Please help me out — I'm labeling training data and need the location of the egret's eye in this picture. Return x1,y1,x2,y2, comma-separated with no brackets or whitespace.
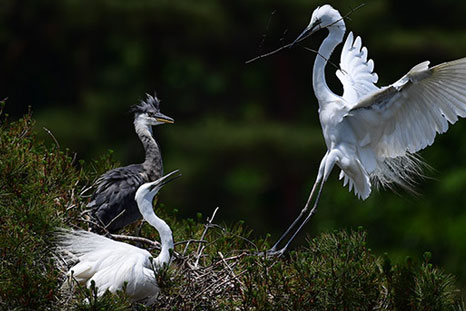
147,112,156,118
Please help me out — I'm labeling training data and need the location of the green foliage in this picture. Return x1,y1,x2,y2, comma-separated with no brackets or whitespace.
383,252,459,311
241,230,382,310
0,109,123,310
236,231,463,311
1,111,465,310
293,230,382,310
70,280,132,311
0,111,79,310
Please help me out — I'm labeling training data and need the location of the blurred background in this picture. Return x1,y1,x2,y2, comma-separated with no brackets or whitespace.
2,0,466,285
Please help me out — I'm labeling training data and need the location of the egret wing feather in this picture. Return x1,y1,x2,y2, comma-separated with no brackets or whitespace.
336,32,380,104
347,57,466,188
56,229,151,262
56,229,159,301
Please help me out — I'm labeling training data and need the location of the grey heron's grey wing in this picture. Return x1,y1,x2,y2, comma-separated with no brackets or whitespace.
346,58,466,160
89,164,148,232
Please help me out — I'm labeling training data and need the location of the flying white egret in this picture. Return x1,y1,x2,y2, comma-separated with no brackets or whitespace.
268,4,466,255
57,170,181,303
88,93,174,232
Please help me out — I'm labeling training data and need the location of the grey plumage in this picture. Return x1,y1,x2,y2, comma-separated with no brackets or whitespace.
88,93,174,232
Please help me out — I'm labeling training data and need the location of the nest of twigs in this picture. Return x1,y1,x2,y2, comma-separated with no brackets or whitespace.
152,207,252,310
57,182,259,310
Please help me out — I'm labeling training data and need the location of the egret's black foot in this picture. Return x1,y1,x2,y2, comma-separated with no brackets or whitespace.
255,247,287,257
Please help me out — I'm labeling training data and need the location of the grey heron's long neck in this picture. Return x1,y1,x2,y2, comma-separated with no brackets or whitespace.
313,25,346,104
134,120,163,179
139,196,174,266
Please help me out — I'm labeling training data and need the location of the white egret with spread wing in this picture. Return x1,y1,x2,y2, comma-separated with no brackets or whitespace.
269,4,466,255
57,170,180,303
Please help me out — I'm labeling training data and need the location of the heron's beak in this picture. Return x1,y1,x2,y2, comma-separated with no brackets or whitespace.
291,20,321,48
149,169,182,191
155,112,175,124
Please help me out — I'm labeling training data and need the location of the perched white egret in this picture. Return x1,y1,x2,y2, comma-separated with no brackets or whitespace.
88,93,174,232
269,4,466,255
57,170,181,303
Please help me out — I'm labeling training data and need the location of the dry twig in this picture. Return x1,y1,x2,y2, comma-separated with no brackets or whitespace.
193,207,219,268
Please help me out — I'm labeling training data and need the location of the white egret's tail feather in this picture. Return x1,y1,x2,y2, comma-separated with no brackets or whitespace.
338,159,371,200
371,153,426,193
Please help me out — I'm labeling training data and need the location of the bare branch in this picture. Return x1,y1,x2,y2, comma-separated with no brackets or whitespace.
245,3,365,65
111,233,161,248
174,239,207,246
43,127,60,149
104,209,125,230
218,251,245,289
194,207,219,268
258,9,277,50
245,42,294,64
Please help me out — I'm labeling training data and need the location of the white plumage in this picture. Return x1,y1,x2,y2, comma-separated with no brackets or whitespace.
340,36,466,197
58,230,159,301
56,170,180,302
268,4,466,255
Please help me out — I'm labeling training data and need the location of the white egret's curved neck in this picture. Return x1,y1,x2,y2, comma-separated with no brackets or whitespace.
138,194,174,266
313,25,346,104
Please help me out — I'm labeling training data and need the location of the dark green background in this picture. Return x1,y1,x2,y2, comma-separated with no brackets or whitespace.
2,0,466,285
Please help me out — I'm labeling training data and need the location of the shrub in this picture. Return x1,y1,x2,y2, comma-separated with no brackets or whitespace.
0,107,78,309
1,107,464,310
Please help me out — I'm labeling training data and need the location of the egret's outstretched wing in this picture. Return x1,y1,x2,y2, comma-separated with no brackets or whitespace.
336,32,380,104
347,57,466,160
58,229,145,252
56,229,159,301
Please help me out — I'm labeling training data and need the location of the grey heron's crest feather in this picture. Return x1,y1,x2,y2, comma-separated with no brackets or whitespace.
130,93,161,115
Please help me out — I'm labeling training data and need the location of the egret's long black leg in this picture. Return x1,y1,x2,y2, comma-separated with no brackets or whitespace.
266,150,337,256
267,174,321,253
272,178,326,256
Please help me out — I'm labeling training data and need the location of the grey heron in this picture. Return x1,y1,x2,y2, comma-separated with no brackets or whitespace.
57,170,181,303
269,4,466,255
88,93,174,232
